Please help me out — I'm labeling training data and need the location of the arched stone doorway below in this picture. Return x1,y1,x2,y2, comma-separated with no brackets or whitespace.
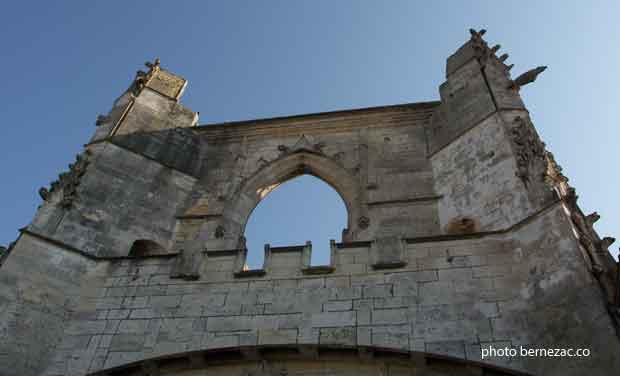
87,344,531,376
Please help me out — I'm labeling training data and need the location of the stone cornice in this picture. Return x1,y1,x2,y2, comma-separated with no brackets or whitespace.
193,101,440,140
22,198,561,262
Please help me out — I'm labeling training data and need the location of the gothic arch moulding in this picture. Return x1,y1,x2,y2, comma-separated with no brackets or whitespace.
212,146,364,250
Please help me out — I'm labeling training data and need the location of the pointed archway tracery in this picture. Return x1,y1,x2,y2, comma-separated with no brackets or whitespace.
221,146,363,246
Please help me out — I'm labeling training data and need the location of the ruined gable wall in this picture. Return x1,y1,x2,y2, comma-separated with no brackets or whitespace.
1,32,619,376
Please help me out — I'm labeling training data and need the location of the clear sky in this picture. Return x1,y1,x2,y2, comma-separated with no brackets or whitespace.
0,1,618,265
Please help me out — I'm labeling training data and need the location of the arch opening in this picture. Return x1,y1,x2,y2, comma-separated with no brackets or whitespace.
128,239,167,257
243,174,348,269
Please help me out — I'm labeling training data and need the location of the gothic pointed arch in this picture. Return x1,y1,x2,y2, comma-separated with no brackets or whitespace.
209,150,363,249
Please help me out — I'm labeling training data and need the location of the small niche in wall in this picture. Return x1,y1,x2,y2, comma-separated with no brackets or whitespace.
128,239,167,257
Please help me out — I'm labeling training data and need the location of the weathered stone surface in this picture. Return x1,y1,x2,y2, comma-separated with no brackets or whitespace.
1,31,619,376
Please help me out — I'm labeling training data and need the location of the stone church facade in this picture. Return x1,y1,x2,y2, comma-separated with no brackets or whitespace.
0,30,618,376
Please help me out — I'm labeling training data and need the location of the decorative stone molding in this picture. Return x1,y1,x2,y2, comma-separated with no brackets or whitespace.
510,116,546,187
357,216,370,229
277,134,325,156
544,150,569,188
39,150,92,208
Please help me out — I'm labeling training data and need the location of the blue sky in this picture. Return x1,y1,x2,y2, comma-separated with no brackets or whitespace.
0,1,618,265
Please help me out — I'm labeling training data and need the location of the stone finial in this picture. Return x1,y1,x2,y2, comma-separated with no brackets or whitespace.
144,57,161,72
509,66,548,90
469,28,487,38
586,212,600,226
469,29,489,57
499,53,509,62
491,44,501,54
128,58,162,97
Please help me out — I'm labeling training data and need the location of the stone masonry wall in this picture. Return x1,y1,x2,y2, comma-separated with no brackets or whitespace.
40,204,620,376
0,234,98,376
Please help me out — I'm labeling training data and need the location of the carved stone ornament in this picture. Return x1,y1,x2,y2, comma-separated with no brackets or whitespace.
510,116,546,187
39,150,91,209
358,216,370,229
277,135,325,156
508,66,547,90
469,28,495,66
95,114,109,127
586,212,600,226
600,237,616,251
544,150,569,187
468,28,514,73
128,58,161,96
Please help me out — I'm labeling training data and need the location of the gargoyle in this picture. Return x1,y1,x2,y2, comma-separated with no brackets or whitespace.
38,187,50,201
509,66,547,90
586,212,600,226
600,237,616,251
95,114,109,126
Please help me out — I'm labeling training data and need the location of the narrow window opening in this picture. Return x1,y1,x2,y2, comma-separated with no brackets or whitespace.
244,174,347,269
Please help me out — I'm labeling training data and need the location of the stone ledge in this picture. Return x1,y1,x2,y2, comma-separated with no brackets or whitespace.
234,269,267,278
302,266,335,275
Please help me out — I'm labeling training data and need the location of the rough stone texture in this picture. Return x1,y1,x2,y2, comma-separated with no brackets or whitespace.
1,31,619,376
